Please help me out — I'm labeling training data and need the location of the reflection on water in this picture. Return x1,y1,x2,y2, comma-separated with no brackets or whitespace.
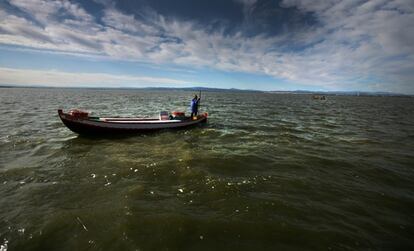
0,88,413,250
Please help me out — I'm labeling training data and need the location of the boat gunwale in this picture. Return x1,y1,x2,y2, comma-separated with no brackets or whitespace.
58,109,207,126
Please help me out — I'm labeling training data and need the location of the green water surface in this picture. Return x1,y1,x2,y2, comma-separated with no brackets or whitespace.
0,88,413,250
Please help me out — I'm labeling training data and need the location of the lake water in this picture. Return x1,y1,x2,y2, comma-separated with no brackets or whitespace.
0,88,413,250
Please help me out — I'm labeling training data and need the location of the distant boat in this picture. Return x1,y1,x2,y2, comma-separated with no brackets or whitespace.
58,109,208,135
312,95,327,100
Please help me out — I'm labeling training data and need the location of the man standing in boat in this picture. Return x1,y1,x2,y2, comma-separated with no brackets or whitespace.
190,94,201,119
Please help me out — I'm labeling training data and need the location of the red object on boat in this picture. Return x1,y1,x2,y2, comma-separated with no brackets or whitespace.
68,109,89,118
172,111,185,116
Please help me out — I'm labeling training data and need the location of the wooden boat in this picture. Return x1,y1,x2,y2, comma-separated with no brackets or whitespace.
312,95,327,100
58,109,208,135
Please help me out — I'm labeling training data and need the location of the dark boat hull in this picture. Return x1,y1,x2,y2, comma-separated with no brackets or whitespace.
58,110,207,136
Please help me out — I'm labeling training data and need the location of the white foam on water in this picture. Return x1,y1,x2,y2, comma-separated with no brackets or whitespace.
0,239,8,251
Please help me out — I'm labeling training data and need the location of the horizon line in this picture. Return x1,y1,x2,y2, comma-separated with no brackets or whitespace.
0,84,411,96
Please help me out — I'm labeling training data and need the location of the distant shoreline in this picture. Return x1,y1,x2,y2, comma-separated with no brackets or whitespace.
0,85,411,97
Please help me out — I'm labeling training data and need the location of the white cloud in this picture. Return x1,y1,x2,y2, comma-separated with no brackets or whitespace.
279,0,414,90
102,8,156,35
8,0,94,24
0,0,413,92
0,67,196,87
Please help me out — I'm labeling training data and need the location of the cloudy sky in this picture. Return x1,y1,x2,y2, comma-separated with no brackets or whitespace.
0,0,413,93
